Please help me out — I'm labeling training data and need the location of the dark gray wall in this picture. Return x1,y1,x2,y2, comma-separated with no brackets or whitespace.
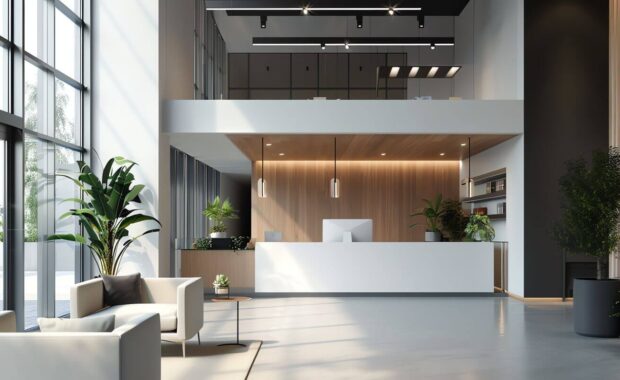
524,0,609,297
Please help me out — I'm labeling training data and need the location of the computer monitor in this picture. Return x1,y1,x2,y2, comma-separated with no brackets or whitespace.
322,219,373,243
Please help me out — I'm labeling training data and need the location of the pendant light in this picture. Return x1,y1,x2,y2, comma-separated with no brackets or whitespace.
258,137,267,198
330,137,340,198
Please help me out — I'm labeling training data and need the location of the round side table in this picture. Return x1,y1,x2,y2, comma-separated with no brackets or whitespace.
209,296,252,347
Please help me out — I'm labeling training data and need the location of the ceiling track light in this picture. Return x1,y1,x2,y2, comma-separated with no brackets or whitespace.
388,7,395,15
417,14,425,28
345,41,350,50
252,37,455,48
356,15,363,28
302,6,309,15
260,15,267,28
321,42,326,50
430,43,436,50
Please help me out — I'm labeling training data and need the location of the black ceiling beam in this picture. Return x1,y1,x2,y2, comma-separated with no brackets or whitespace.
253,37,455,46
226,10,423,16
205,0,470,16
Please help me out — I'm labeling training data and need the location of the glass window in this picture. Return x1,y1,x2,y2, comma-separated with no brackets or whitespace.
24,136,45,329
59,0,80,17
55,79,79,144
24,62,48,133
0,139,5,310
25,0,48,61
55,9,80,80
0,47,8,112
54,146,79,317
0,0,8,38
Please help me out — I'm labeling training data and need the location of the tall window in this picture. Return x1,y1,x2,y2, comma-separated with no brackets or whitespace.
22,0,86,327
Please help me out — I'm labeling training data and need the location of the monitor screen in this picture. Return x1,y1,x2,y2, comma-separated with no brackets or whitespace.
322,219,373,242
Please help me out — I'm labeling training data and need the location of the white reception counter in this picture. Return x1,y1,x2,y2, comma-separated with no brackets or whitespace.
255,242,494,293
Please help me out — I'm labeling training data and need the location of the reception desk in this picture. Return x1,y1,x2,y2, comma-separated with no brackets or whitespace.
255,242,494,293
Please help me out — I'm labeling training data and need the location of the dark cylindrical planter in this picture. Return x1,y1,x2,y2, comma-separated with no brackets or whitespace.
574,278,620,338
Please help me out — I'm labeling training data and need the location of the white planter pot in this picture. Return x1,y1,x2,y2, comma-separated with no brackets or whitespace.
210,232,227,238
214,286,229,296
425,231,442,242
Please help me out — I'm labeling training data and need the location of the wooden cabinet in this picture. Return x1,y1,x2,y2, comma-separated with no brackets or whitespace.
292,54,318,88
349,53,386,89
228,53,248,89
319,54,348,89
181,250,255,292
249,54,290,88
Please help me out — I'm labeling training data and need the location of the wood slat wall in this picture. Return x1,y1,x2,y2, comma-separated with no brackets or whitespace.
252,161,460,242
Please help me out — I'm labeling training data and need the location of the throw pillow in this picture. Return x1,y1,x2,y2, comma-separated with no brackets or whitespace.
38,314,115,332
102,272,142,306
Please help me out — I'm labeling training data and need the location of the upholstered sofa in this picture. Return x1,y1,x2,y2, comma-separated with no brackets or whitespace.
71,277,204,357
0,310,161,380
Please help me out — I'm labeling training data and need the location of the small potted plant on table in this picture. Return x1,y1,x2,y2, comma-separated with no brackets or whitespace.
213,274,230,297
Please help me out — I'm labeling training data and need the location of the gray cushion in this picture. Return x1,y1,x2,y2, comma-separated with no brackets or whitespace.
102,273,142,306
38,315,115,332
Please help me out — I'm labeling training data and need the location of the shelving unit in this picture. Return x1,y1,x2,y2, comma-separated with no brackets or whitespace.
463,168,507,221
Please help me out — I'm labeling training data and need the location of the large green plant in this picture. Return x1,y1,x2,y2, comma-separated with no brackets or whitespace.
554,148,620,280
441,200,469,241
410,194,445,233
203,196,238,234
465,215,495,242
48,157,161,275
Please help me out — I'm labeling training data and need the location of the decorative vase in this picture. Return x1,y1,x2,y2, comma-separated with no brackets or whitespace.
574,278,620,337
210,232,227,238
425,231,441,242
214,286,229,297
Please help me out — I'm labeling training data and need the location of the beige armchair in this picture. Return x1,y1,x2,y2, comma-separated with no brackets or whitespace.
71,277,204,357
0,312,161,380
0,310,16,332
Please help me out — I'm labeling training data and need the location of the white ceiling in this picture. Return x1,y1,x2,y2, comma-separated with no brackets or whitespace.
212,12,457,53
169,134,251,177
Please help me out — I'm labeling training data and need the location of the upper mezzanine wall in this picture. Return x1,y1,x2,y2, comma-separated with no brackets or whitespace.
162,99,523,135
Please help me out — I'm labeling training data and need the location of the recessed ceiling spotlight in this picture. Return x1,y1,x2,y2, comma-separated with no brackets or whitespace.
266,143,272,147
321,43,326,50
440,153,446,156
345,41,350,50
460,143,467,147
279,153,285,156
302,6,309,15
388,7,395,15
430,43,436,50
356,15,363,28
380,153,387,156
260,15,267,28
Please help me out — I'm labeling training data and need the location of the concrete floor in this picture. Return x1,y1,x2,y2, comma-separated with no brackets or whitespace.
202,297,620,380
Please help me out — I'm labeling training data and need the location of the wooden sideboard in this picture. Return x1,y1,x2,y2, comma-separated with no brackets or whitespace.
180,250,255,293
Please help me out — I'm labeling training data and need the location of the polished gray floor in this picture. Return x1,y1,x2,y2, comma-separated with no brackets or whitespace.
202,297,620,380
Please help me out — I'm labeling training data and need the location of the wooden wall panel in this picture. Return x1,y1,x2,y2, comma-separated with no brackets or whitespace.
252,161,460,242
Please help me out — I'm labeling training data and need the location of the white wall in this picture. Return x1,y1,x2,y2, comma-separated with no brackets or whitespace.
163,100,524,135
92,0,195,277
455,0,524,100
461,135,524,297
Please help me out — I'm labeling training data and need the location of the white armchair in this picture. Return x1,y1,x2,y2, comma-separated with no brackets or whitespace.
0,312,161,380
0,310,16,332
71,277,204,357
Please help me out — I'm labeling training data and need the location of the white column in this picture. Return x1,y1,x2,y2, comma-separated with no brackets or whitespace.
610,0,620,278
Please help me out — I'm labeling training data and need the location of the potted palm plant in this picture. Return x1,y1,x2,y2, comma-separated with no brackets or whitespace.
410,194,445,242
203,196,238,238
48,157,161,276
554,148,620,337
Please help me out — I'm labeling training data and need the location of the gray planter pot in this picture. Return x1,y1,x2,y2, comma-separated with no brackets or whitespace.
574,278,620,338
425,231,441,242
